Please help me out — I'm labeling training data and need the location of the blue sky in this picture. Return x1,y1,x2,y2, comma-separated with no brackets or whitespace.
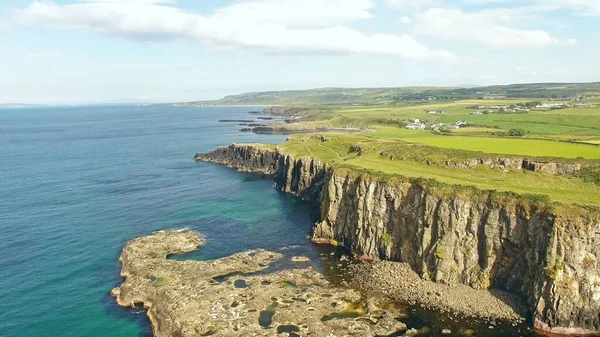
0,0,599,104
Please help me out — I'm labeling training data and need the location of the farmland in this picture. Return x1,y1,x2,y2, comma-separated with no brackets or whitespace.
199,83,600,207
277,134,600,206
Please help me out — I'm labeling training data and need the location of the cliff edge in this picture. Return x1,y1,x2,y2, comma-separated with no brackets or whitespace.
196,144,600,336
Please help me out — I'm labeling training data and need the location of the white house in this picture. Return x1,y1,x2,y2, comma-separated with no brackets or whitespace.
406,123,425,130
538,103,564,109
429,123,444,130
405,119,425,130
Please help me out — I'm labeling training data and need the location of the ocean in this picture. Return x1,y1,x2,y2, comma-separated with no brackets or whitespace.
0,105,321,336
0,105,539,337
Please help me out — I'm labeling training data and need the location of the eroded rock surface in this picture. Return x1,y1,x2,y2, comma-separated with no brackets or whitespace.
112,231,408,337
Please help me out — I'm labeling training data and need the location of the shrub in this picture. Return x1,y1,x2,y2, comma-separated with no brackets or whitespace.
578,167,600,185
381,233,393,246
508,128,526,137
522,193,552,204
545,263,565,280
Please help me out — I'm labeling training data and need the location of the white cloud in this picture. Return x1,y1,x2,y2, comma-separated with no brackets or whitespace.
13,0,454,60
552,0,600,15
385,0,439,9
80,0,174,3
27,51,60,58
414,8,576,47
399,16,411,24
210,0,375,28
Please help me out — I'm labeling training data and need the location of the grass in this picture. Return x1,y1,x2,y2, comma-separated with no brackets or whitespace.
234,89,600,209
333,100,600,137
344,154,600,206
364,127,600,159
317,99,600,159
386,134,600,159
278,136,600,206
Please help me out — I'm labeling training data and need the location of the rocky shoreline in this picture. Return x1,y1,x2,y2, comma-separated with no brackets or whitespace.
349,260,527,324
112,230,417,337
195,143,600,336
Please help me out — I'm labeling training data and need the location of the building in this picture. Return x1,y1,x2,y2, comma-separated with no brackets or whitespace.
405,119,426,130
405,123,425,130
537,103,564,109
472,111,482,115
428,123,443,130
426,109,445,114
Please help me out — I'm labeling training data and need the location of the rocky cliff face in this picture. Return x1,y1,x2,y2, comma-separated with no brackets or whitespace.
380,152,583,175
195,144,600,335
194,144,280,174
314,173,600,335
195,144,327,201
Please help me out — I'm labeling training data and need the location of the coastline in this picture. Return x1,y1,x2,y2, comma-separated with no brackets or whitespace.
194,143,600,336
112,231,416,337
350,260,527,324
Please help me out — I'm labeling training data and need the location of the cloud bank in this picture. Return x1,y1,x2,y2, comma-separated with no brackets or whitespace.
386,0,580,48
13,0,455,60
414,8,576,47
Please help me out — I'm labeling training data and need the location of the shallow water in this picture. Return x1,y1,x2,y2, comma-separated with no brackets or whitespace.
0,105,541,336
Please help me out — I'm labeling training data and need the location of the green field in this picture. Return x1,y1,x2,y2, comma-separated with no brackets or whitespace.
200,82,600,208
273,98,600,206
367,129,600,159
333,103,600,137
278,135,600,206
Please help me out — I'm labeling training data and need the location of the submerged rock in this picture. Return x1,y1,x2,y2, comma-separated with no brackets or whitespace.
291,256,311,262
112,230,407,337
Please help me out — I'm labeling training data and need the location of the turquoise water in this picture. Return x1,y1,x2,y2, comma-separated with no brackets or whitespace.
0,105,321,337
0,105,540,337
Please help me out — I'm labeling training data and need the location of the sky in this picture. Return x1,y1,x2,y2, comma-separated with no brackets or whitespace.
0,0,599,104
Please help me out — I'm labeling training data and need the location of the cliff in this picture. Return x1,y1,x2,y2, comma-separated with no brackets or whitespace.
380,152,583,175
195,144,327,200
195,144,600,335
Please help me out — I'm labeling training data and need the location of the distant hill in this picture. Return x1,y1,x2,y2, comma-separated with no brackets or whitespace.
179,82,600,106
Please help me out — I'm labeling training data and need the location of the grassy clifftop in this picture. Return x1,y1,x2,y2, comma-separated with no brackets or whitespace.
277,135,600,207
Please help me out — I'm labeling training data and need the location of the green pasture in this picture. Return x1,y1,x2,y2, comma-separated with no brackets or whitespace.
271,93,600,208
277,136,600,206
401,135,600,159
366,126,600,159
